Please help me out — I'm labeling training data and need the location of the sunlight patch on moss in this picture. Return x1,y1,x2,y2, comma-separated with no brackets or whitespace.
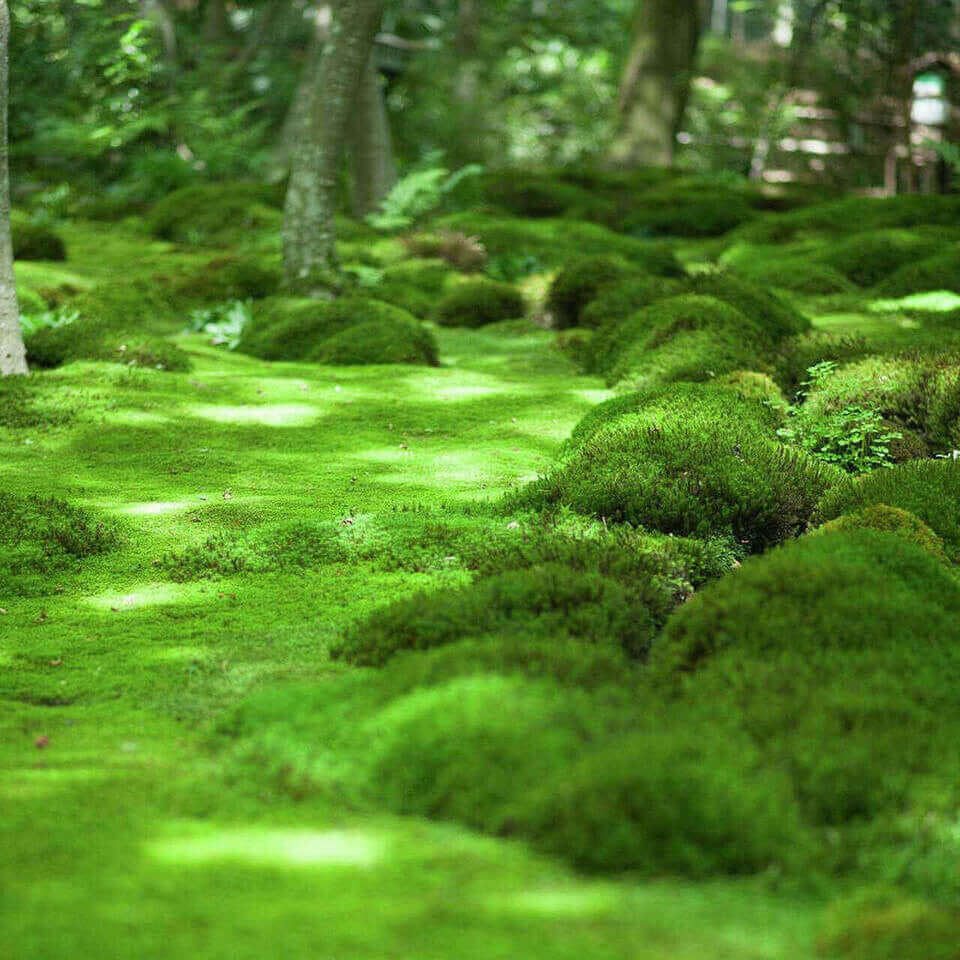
84,583,199,611
119,501,194,516
2,768,108,799
188,403,321,426
486,886,621,916
870,290,960,312
147,826,385,868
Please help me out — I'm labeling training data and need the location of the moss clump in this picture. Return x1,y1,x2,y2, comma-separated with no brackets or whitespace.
564,382,780,453
736,259,856,295
11,211,67,261
164,255,281,305
874,249,960,298
483,173,612,222
237,296,431,364
16,286,49,315
0,493,121,596
511,407,838,551
651,531,960,824
623,182,758,238
513,723,806,876
580,275,687,333
313,317,438,367
817,891,960,960
812,459,960,561
146,181,282,246
434,278,525,327
546,256,631,329
689,271,811,340
817,230,945,287
332,562,658,665
372,258,454,317
775,332,871,396
715,370,789,419
812,504,948,562
596,294,773,387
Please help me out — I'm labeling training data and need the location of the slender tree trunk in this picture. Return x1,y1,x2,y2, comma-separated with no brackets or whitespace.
349,52,396,217
283,0,384,291
0,0,26,376
608,0,703,168
203,0,230,44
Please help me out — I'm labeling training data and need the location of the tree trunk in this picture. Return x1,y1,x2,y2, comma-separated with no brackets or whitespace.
348,52,396,217
608,0,703,168
202,0,230,44
0,0,25,376
283,0,384,291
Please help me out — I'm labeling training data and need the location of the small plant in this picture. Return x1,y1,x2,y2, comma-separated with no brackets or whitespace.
19,307,79,339
185,300,252,349
366,154,484,232
778,361,901,474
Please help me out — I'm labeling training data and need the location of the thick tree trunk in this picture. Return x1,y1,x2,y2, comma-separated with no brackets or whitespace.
0,0,26,377
348,52,396,217
283,0,384,291
608,0,703,168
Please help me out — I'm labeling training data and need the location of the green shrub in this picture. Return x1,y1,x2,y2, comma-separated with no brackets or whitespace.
817,230,945,287
513,722,806,876
817,891,960,960
164,255,281,305
812,459,960,560
812,504,948,562
146,181,282,246
313,317,438,366
11,211,67,261
874,249,960,298
332,562,658,665
546,256,631,329
434,278,525,327
0,493,121,595
510,409,838,550
364,675,614,832
564,382,780,453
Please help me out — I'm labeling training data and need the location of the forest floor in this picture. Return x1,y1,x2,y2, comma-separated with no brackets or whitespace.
1,222,900,959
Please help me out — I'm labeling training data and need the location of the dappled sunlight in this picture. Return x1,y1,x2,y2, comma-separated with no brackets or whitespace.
84,582,203,611
147,825,386,869
118,500,193,516
1,768,109,799
870,290,960,313
485,886,621,916
188,403,322,427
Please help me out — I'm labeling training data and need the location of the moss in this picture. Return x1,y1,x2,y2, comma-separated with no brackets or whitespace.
812,504,948,562
312,317,438,366
546,256,631,329
237,296,424,362
817,230,945,288
513,722,807,876
775,332,872,396
510,406,838,551
874,249,960,298
689,272,811,340
0,492,121,596
434,278,525,328
163,255,281,305
622,179,759,237
332,562,658,665
580,275,687,333
736,259,857,295
715,370,789,420
372,258,455,318
605,294,772,387
402,231,488,272
817,891,960,960
482,173,613,222
146,181,282,246
16,285,49,315
11,211,67,261
812,459,960,561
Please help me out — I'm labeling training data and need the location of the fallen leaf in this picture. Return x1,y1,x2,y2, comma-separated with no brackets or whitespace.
35,736,49,749
48,659,62,667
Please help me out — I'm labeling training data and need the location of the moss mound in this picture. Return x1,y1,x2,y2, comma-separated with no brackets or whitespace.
813,504,948,562
565,382,780,453
874,249,960,298
689,271,811,340
812,459,960,560
372,258,454,318
11,212,67,261
164,255,281,305
313,317,438,366
622,178,759,237
483,173,611,222
580,275,687,332
714,370,789,419
817,230,945,287
736,259,856,296
0,493,121,595
146,181,282,246
434,278,525,327
513,722,806,876
547,256,631,329
332,562,658,666
511,407,837,550
237,296,434,364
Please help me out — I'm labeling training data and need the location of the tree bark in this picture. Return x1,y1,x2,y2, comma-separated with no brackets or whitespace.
608,0,703,168
348,52,396,217
0,0,26,377
202,0,230,44
283,0,385,291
